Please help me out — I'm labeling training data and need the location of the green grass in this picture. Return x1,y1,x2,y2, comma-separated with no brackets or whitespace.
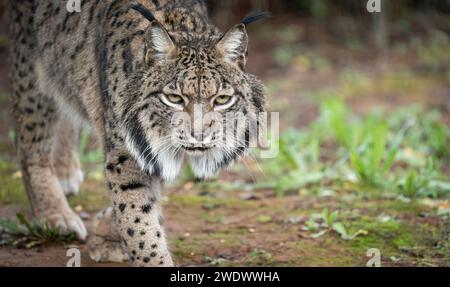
0,213,76,248
203,98,450,202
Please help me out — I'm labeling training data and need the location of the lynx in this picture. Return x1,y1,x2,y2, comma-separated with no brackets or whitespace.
8,0,267,266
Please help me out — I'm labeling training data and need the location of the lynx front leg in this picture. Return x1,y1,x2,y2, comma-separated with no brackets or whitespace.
53,117,84,196
105,149,173,267
12,93,87,241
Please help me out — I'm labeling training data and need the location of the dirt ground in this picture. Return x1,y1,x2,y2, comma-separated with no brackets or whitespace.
0,13,449,267
0,177,448,267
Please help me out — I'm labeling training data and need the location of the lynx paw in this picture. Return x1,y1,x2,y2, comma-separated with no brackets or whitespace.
88,208,127,263
88,236,128,263
40,209,88,241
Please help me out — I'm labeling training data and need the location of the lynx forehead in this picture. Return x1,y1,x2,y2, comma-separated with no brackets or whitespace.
8,0,268,266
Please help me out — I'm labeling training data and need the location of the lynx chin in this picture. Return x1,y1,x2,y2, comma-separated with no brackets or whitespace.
8,0,269,266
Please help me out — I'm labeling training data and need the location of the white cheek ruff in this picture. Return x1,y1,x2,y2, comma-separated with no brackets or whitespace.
124,132,183,181
124,133,148,172
189,149,228,179
156,148,184,181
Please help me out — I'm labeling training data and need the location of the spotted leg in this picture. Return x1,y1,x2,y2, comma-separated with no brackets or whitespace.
105,146,173,267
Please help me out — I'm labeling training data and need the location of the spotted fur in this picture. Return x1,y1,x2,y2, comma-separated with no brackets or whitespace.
8,0,267,266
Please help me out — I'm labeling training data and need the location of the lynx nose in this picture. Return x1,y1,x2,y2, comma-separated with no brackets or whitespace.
187,128,215,145
190,130,203,142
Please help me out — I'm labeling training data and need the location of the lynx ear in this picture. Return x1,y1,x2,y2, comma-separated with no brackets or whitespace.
144,22,176,64
131,3,176,64
215,11,271,69
215,24,248,69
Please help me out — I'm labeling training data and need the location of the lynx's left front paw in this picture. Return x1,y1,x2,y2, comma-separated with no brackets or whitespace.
88,236,128,263
88,208,128,263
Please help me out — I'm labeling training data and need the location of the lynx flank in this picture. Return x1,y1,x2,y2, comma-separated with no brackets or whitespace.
8,0,267,266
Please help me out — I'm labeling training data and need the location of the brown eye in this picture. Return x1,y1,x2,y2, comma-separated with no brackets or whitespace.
166,94,183,105
214,95,232,106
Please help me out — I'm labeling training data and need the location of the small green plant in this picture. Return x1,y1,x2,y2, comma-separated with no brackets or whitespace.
399,169,431,198
319,98,411,187
321,208,338,227
249,248,273,264
0,213,76,248
205,256,229,266
420,111,449,158
301,209,367,240
398,159,450,199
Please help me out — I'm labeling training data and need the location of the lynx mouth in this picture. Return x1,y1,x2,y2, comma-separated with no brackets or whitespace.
182,146,211,155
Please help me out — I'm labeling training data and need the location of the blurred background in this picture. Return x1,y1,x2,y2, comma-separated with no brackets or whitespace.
0,0,449,266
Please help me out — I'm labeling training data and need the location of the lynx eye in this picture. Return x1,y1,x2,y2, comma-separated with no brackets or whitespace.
166,94,183,104
212,95,236,111
214,95,233,106
160,94,185,110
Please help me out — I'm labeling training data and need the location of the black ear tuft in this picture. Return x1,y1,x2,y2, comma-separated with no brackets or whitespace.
130,3,156,22
240,11,272,26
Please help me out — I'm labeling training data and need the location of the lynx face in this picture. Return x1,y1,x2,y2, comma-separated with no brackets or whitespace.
122,20,266,181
